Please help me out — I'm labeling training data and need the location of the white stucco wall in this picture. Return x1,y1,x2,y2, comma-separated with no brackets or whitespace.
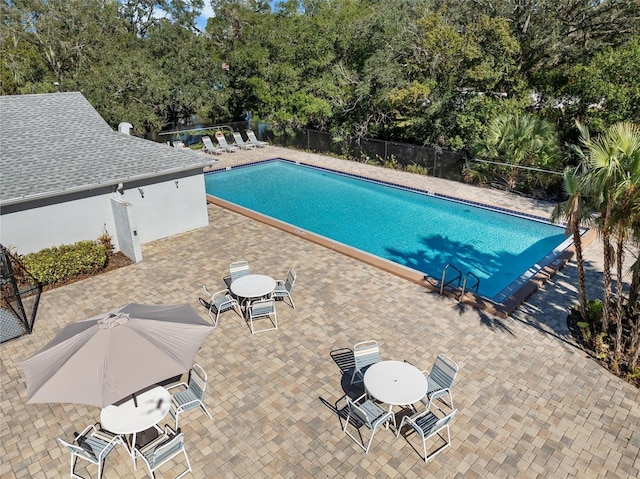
0,173,209,255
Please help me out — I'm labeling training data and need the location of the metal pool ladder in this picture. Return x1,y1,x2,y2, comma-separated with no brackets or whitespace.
440,264,480,300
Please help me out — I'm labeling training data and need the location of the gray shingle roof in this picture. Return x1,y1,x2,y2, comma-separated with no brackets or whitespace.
0,92,213,205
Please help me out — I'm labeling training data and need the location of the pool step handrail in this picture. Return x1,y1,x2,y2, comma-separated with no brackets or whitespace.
440,264,462,295
460,271,480,299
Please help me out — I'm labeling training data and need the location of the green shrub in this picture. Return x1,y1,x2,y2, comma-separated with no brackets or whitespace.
22,240,108,285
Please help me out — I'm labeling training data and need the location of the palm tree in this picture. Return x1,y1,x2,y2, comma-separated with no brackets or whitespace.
574,122,640,357
473,113,561,191
552,167,590,322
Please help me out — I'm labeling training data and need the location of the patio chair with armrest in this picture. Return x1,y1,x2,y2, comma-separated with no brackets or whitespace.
350,340,380,385
58,423,124,479
202,285,242,327
229,260,250,283
167,363,212,429
134,424,191,479
245,129,268,147
396,406,457,463
233,131,256,149
343,393,394,453
418,354,458,410
247,298,277,334
272,268,296,308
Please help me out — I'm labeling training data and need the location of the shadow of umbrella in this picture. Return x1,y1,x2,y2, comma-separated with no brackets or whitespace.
21,303,214,408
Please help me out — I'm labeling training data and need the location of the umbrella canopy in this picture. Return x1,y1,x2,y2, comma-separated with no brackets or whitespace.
21,303,214,408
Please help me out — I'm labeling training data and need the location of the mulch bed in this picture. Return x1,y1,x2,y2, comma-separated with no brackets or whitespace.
567,308,639,388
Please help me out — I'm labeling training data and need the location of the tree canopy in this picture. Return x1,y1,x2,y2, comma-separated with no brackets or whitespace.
2,0,638,143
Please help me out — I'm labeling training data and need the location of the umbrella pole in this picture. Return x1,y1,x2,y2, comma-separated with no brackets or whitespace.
132,393,138,407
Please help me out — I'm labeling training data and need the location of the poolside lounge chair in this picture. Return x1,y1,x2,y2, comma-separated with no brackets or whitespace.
396,407,457,463
245,129,268,147
172,139,186,148
58,423,124,479
214,131,239,152
343,393,393,453
202,136,225,155
232,131,256,149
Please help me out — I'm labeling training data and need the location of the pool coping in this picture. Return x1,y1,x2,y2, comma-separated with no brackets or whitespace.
205,159,596,318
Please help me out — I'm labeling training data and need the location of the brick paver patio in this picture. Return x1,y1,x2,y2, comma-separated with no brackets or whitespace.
1,146,639,478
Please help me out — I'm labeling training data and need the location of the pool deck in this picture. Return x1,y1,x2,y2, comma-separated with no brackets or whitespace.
1,146,639,478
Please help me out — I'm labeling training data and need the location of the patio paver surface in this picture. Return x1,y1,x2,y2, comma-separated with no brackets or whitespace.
1,146,639,479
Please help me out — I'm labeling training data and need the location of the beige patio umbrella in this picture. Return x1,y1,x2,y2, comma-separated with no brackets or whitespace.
21,303,214,408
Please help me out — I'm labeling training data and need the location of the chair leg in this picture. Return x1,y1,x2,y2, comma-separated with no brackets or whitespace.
200,403,213,420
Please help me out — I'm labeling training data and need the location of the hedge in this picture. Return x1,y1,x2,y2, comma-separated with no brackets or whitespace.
21,240,108,286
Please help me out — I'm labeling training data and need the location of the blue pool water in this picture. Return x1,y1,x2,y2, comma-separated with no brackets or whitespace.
205,160,569,300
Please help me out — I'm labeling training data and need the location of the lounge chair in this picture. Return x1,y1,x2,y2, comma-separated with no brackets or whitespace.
232,131,256,149
245,129,268,147
172,139,186,148
202,136,224,155
214,131,239,152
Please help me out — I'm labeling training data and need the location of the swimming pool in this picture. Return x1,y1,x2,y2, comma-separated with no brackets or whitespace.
205,159,572,301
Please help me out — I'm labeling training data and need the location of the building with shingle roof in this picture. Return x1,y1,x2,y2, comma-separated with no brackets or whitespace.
0,92,216,259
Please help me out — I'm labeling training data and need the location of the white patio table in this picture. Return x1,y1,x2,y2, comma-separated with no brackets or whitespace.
230,274,276,316
100,385,170,465
363,360,428,425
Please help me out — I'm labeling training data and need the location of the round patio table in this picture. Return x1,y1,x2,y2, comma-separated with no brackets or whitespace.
230,274,276,299
363,360,428,412
100,386,170,464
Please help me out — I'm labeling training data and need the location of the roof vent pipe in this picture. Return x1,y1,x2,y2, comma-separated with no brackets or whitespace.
118,122,133,135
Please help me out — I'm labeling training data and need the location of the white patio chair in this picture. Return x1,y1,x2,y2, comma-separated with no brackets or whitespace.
245,129,268,147
247,298,277,334
167,363,212,429
58,423,124,479
272,268,296,308
202,285,242,327
134,424,191,479
350,340,380,384
343,393,393,453
232,131,256,149
419,354,458,409
396,407,457,463
229,260,250,283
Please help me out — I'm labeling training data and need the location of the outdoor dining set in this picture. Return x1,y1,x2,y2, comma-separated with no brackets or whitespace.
19,260,297,479
342,340,459,463
17,260,460,477
201,259,296,334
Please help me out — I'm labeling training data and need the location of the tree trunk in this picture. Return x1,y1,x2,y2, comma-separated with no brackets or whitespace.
572,226,588,321
614,226,625,357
